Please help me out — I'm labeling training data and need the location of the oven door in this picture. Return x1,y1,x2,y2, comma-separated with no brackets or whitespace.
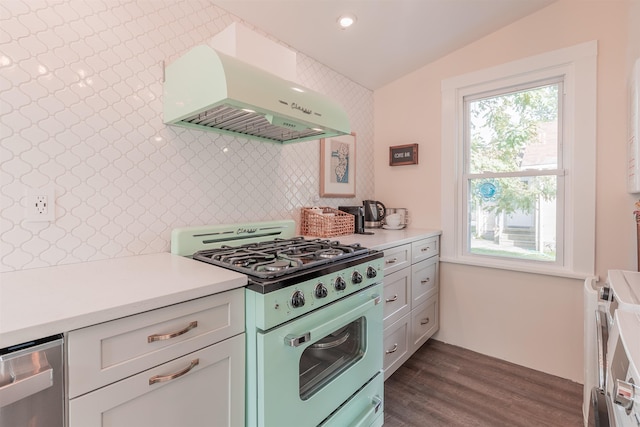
256,283,383,427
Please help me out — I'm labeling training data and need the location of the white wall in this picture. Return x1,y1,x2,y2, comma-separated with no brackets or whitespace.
374,0,635,382
629,0,640,69
0,1,375,272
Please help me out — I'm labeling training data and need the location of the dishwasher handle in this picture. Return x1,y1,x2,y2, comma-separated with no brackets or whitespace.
0,368,53,407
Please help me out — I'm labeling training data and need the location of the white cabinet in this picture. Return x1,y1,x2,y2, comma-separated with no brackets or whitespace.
411,256,438,308
382,244,412,275
382,312,411,378
68,289,245,427
382,235,439,379
382,267,411,327
411,293,439,352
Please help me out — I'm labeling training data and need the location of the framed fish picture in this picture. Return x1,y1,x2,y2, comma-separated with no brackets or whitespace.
320,132,356,198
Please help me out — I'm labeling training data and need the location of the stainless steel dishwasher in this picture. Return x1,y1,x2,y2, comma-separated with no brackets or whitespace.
0,334,64,427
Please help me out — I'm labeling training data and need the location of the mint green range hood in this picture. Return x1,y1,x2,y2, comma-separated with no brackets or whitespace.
163,45,351,143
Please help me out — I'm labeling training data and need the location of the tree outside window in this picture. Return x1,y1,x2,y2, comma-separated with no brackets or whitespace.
464,81,562,262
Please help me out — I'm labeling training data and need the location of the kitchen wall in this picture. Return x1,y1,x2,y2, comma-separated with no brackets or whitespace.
0,0,375,272
629,0,640,69
374,0,634,382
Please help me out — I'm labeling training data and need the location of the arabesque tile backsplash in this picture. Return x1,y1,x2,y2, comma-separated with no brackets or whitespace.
0,0,375,272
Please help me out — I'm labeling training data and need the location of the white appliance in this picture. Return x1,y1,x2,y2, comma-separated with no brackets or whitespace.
586,270,640,426
163,46,350,144
605,270,640,317
607,310,640,426
584,277,610,423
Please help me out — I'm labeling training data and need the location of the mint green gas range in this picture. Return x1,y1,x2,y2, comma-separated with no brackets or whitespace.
173,220,385,427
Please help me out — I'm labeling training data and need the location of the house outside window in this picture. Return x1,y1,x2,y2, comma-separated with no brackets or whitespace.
441,41,597,278
465,80,563,264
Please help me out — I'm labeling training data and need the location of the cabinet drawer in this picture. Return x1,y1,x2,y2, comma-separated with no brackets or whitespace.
68,288,244,398
411,257,438,308
411,294,439,352
383,313,411,380
411,236,439,263
69,333,245,427
382,244,411,275
383,268,410,327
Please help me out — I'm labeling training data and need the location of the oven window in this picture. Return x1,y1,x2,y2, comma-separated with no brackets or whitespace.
299,317,366,400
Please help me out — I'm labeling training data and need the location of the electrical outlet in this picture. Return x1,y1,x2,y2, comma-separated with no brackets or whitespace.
26,187,55,222
34,195,48,215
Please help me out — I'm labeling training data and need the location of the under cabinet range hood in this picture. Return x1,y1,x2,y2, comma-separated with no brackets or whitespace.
163,45,351,143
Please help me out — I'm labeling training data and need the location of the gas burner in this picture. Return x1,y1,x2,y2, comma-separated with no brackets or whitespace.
318,249,345,259
260,261,292,272
232,258,254,268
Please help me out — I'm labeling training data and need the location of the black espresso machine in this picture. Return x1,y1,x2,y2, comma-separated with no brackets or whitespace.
338,206,374,234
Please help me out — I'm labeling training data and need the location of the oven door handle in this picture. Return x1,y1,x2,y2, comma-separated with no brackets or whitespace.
285,332,311,347
348,395,383,427
0,368,53,407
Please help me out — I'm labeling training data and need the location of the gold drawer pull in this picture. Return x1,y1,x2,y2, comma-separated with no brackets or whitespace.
421,278,430,284
148,321,198,343
385,257,398,264
421,317,430,325
386,344,398,354
149,359,199,385
385,294,398,303
421,247,430,252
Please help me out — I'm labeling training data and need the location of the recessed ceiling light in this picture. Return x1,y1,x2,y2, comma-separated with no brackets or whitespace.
337,14,356,29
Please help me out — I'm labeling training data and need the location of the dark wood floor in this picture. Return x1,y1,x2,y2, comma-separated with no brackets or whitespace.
384,340,584,427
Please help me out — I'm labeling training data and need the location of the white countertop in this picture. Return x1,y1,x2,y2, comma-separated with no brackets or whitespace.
0,253,246,348
307,227,441,251
0,228,440,349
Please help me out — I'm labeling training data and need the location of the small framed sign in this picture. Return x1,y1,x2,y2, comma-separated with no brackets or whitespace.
389,144,419,166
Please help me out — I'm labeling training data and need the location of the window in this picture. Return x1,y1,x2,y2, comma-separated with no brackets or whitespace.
441,41,597,278
465,79,563,263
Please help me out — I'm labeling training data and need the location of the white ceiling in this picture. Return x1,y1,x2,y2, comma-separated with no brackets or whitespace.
213,0,556,90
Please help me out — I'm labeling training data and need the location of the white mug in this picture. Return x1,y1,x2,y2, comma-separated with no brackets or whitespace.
386,213,402,227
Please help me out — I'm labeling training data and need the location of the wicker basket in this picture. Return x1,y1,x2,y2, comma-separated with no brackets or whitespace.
300,207,355,237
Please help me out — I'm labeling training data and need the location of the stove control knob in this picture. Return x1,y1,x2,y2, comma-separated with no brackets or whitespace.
314,283,328,298
291,290,305,308
352,270,363,284
334,276,347,291
366,266,378,279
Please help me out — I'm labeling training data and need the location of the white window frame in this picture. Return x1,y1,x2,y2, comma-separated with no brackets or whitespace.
441,41,597,279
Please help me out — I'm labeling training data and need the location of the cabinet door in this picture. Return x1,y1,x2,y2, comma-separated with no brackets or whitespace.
383,314,411,380
411,294,439,353
411,257,438,308
382,268,411,327
69,334,245,427
382,244,411,275
411,236,439,263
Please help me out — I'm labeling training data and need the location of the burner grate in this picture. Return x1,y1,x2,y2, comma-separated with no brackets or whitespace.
192,237,367,279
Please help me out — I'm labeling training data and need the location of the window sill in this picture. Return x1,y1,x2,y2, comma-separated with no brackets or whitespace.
439,256,596,281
